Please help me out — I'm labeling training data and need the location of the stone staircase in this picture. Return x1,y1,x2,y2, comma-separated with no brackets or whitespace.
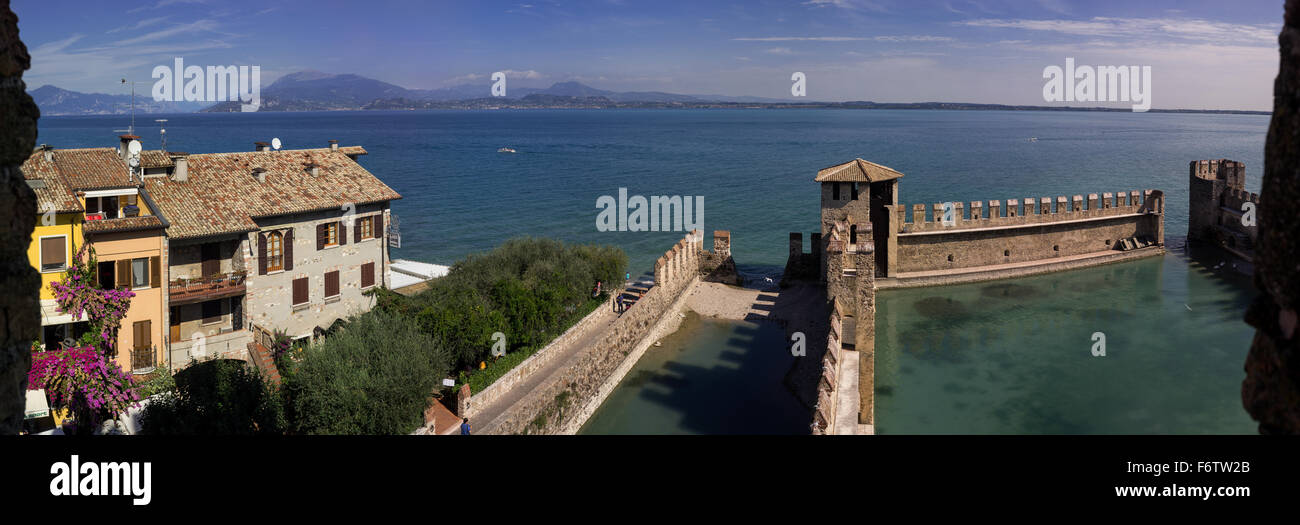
249,341,281,387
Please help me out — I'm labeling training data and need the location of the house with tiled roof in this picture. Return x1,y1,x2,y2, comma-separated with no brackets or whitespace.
21,138,171,375
142,139,401,366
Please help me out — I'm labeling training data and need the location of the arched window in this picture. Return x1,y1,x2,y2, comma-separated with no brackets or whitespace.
267,231,283,271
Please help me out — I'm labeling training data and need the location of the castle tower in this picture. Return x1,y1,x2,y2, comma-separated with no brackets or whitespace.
815,158,903,279
1188,159,1246,241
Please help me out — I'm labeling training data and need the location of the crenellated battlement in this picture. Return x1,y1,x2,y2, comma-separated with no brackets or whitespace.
899,188,1162,233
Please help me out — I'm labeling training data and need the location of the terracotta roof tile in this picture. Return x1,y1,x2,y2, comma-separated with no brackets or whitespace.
144,146,400,240
49,148,135,190
20,150,83,213
815,158,905,183
83,215,164,234
140,150,175,169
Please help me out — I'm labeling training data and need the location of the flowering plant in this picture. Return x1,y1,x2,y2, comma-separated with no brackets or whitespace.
28,346,141,429
48,243,134,353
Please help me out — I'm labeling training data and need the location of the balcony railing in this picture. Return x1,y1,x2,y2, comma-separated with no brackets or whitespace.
169,270,247,305
131,346,156,374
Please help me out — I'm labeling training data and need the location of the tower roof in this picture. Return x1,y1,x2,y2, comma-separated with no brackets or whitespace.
815,158,904,182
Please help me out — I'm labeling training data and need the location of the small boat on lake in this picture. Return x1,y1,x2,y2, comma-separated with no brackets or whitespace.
498,147,517,153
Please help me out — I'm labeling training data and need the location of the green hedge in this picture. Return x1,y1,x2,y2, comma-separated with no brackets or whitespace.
138,359,284,435
283,311,451,435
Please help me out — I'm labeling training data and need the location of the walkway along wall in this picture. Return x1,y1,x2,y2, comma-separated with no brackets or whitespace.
483,230,707,434
884,188,1165,277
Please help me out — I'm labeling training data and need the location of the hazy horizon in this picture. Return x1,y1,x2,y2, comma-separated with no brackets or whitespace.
12,0,1283,111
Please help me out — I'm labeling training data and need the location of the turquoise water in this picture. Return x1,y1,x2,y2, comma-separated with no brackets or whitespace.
876,249,1257,434
38,109,1268,434
578,312,809,435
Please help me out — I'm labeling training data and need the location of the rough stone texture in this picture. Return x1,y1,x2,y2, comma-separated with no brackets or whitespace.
1189,159,1256,261
0,0,40,434
894,189,1163,274
1243,0,1300,434
486,231,701,434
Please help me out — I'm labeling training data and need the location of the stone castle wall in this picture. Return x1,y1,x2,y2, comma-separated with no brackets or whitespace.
891,189,1164,274
487,231,704,434
1189,159,1257,257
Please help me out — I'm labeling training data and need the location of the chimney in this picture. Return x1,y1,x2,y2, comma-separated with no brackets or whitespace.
170,153,189,182
254,141,271,152
40,144,52,162
253,167,267,183
305,162,319,177
119,134,140,161
328,140,339,150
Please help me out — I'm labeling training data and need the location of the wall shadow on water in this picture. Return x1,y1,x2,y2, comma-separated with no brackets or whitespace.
580,312,811,435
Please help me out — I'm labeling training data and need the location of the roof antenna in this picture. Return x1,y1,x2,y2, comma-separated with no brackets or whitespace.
156,119,168,154
120,78,137,136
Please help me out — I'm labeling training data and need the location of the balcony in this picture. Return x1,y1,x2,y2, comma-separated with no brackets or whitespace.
130,346,156,375
169,270,247,305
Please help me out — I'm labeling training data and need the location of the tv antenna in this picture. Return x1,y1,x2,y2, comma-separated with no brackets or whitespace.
155,119,168,153
120,78,139,136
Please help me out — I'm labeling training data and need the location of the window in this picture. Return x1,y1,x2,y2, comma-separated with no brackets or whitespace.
131,258,148,289
361,262,375,289
85,196,120,219
292,277,308,306
267,231,283,272
324,222,338,247
39,236,67,272
202,300,222,325
325,270,340,299
98,261,115,289
832,183,841,200
133,320,152,350
360,216,374,240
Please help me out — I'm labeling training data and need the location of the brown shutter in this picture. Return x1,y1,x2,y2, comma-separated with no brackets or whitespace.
374,214,383,239
258,233,267,275
292,277,308,305
116,260,130,288
284,228,294,271
338,221,347,245
201,243,220,276
325,270,339,297
354,217,362,243
150,256,161,288
317,224,326,250
361,262,375,288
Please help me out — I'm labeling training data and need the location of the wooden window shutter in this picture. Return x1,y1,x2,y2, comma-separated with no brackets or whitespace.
325,270,339,297
116,260,131,288
361,262,375,288
338,221,347,245
284,228,294,271
354,217,362,243
292,277,308,305
375,214,383,239
317,224,326,250
258,233,268,275
150,256,161,288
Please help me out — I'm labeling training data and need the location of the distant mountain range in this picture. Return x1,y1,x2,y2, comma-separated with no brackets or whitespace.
28,85,208,115
31,70,1270,115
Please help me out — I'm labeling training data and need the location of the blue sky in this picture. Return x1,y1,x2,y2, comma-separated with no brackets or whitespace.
12,0,1285,110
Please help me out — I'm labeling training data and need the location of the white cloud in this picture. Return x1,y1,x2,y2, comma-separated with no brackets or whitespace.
733,35,953,42
959,17,1278,45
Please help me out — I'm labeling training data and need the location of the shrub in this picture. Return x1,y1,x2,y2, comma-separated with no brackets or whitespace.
283,311,451,435
138,359,284,435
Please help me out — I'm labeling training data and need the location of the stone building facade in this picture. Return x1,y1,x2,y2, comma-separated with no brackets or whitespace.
1188,159,1257,261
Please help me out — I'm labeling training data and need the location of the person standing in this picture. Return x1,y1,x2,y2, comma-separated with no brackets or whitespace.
460,418,471,435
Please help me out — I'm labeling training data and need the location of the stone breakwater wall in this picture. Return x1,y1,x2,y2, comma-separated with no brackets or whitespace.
462,300,613,421
487,231,705,435
891,189,1165,274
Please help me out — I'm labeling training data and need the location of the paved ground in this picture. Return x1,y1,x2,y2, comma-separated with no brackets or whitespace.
473,280,653,434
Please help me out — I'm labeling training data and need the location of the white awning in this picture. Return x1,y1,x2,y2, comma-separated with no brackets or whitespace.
25,390,50,420
82,188,139,199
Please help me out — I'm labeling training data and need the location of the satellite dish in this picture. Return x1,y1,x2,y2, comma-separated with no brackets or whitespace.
128,140,142,155
271,137,282,150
